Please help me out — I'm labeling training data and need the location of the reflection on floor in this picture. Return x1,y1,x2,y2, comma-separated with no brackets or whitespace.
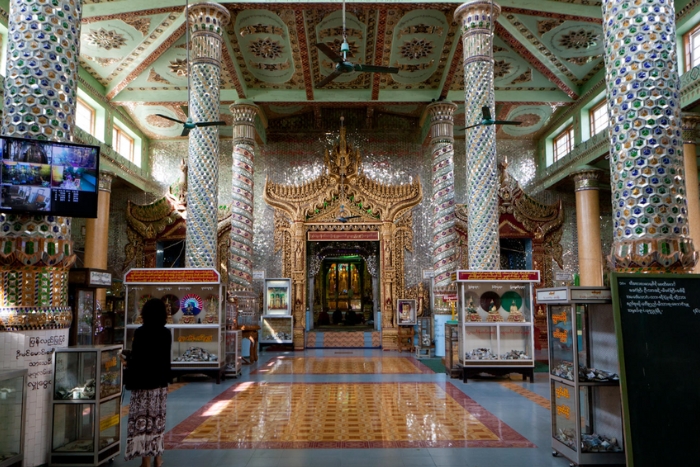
110,349,573,467
166,382,533,449
252,356,432,374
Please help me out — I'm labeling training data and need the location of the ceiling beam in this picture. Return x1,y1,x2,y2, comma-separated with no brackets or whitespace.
495,21,578,100
370,9,389,101
293,9,314,100
83,1,603,20
106,16,186,100
221,29,248,99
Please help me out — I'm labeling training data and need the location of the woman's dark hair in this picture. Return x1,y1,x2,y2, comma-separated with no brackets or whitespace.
141,298,167,327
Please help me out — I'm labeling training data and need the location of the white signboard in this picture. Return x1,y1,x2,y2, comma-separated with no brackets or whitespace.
252,270,265,280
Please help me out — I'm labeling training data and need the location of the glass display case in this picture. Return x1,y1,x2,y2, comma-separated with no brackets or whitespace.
228,291,260,363
224,329,242,377
51,345,122,466
453,270,539,383
416,316,435,359
0,369,27,467
537,286,625,466
260,316,293,344
68,269,113,346
123,268,224,381
444,321,460,378
263,278,292,315
106,281,125,346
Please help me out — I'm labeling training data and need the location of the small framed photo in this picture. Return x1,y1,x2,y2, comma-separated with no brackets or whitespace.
397,299,417,325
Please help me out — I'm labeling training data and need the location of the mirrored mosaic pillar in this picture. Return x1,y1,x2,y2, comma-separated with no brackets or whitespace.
185,3,230,268
682,113,700,273
572,167,604,286
455,0,501,270
602,0,697,271
0,0,81,464
229,102,259,291
427,101,459,290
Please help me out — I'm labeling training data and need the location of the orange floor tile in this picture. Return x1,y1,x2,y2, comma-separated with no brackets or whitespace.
500,381,551,410
166,382,534,449
253,356,433,375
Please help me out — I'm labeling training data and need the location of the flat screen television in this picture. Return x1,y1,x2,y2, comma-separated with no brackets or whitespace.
0,136,100,218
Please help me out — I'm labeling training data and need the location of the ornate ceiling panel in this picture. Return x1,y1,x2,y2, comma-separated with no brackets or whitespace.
73,1,634,140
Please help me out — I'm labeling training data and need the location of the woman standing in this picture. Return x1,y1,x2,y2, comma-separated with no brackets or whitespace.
124,298,172,467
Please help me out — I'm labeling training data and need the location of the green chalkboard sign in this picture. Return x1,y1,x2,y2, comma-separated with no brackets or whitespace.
610,273,700,467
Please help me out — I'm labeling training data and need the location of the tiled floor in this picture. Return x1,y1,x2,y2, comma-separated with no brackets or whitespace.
112,349,573,467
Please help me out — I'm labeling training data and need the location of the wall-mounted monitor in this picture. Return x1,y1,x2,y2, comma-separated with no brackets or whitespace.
0,136,100,218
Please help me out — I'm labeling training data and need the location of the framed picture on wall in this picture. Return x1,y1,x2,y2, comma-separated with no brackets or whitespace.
397,299,417,325
264,278,292,315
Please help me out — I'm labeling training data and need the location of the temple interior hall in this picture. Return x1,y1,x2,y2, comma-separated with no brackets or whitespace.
1,0,700,466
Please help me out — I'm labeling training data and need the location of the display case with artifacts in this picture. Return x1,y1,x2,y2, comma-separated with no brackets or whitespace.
416,316,434,359
396,299,417,325
106,281,125,345
227,290,260,364
224,329,242,377
68,269,113,346
537,286,624,466
453,270,539,383
123,268,225,382
50,345,122,466
0,369,27,467
443,321,460,378
261,278,293,345
260,316,293,344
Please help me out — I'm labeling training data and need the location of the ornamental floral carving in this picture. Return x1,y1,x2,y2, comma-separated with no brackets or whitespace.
168,58,188,77
85,28,127,50
558,29,600,50
400,38,434,60
494,59,512,78
249,38,284,59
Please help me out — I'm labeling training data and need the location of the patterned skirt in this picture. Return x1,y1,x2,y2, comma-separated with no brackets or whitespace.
125,387,168,460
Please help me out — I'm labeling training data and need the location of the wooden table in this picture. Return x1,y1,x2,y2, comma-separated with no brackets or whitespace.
240,325,260,363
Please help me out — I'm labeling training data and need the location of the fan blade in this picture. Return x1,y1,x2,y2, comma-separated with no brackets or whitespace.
181,127,191,137
194,121,226,127
493,120,522,126
481,106,492,121
315,43,343,63
155,114,186,125
316,69,343,88
353,64,400,74
456,123,483,130
344,215,361,220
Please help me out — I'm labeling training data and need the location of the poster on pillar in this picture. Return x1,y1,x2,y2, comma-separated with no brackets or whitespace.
0,329,69,467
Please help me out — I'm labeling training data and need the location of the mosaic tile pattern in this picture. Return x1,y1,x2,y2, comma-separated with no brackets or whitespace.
602,0,696,271
229,104,258,291
456,1,501,270
305,331,382,349
165,382,534,449
185,3,230,268
428,102,459,288
252,356,433,375
500,381,551,410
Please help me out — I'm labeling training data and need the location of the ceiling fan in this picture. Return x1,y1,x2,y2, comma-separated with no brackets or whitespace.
154,0,225,136
315,0,399,88
459,106,522,131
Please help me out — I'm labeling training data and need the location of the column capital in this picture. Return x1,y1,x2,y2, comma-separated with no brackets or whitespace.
187,2,230,35
98,170,115,193
230,102,263,144
454,1,501,32
427,101,457,141
682,112,700,144
571,166,605,192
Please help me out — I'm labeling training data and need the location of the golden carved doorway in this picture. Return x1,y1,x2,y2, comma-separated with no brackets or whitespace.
263,125,422,349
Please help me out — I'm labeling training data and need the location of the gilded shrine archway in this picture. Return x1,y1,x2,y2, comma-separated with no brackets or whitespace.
263,126,423,349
